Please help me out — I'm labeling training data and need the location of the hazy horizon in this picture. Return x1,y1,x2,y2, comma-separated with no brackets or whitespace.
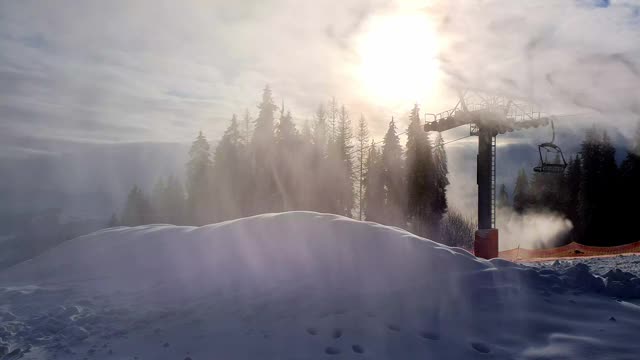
2,0,640,239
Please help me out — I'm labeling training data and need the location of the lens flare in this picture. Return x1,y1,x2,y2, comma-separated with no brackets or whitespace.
354,12,440,106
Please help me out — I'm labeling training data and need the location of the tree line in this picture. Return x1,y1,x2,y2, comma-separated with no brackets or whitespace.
112,85,640,247
500,123,640,246
112,86,454,242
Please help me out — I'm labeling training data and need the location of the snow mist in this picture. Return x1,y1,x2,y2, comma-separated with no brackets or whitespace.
497,207,573,251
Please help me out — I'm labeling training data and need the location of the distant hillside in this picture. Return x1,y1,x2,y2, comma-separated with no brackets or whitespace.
0,141,189,219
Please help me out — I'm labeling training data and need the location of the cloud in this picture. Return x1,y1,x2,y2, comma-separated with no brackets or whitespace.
2,0,638,151
0,0,394,151
430,0,640,126
2,0,640,222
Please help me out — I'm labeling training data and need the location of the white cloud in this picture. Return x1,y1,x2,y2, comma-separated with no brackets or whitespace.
0,0,393,147
3,0,638,152
429,0,640,125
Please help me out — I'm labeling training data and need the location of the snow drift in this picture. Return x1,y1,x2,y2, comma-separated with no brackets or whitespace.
0,212,639,359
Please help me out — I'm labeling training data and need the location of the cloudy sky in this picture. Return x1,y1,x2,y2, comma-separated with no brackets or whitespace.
1,0,639,216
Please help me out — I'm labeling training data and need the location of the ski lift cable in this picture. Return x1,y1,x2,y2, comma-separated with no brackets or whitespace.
434,134,473,148
343,111,585,159
345,130,471,159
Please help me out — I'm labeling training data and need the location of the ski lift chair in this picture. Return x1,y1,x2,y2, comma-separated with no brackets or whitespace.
533,142,567,174
533,119,567,174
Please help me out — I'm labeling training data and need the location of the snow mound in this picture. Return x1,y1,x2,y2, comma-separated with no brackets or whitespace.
1,212,485,297
0,212,639,360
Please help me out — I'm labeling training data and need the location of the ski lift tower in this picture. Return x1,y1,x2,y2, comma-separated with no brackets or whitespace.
424,91,551,259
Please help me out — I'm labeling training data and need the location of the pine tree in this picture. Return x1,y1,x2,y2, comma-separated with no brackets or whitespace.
164,175,186,225
364,141,384,222
297,116,317,210
578,128,599,244
599,131,620,243
566,156,583,241
150,175,186,225
241,109,252,147
578,127,620,245
356,114,370,220
553,153,569,212
497,184,509,208
250,86,279,214
432,132,449,234
274,104,300,210
332,105,355,217
527,164,565,214
150,177,168,223
213,115,246,220
619,121,640,242
405,105,435,236
121,185,152,226
301,118,312,142
328,97,339,143
313,105,328,153
107,213,119,227
186,131,214,225
275,105,298,147
311,104,333,212
253,86,277,147
529,171,543,207
513,168,529,213
382,117,405,227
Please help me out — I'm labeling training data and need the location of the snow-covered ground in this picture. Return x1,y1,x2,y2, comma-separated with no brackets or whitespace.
529,255,640,278
0,212,639,359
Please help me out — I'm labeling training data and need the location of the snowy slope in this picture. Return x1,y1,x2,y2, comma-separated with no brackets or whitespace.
0,212,639,359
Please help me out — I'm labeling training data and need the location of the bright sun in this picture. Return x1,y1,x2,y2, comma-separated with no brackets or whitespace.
355,12,440,106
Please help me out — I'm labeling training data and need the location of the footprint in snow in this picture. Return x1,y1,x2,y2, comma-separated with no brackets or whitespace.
332,329,342,339
352,344,365,354
418,330,440,340
386,324,401,332
306,327,318,335
325,346,341,355
471,342,491,354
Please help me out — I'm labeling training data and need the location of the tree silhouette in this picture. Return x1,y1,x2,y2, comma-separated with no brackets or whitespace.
121,185,152,226
432,132,449,238
406,105,435,236
497,184,509,208
186,131,214,225
364,141,384,222
356,114,370,220
382,117,405,227
251,86,279,214
213,115,247,220
513,168,529,213
619,121,640,241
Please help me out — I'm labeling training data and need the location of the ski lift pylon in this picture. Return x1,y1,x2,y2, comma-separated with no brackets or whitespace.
533,120,567,174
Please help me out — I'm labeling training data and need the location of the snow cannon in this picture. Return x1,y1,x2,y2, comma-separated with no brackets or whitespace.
474,228,498,259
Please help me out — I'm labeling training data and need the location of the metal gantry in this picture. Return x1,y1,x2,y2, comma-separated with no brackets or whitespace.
424,91,552,258
491,135,496,228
